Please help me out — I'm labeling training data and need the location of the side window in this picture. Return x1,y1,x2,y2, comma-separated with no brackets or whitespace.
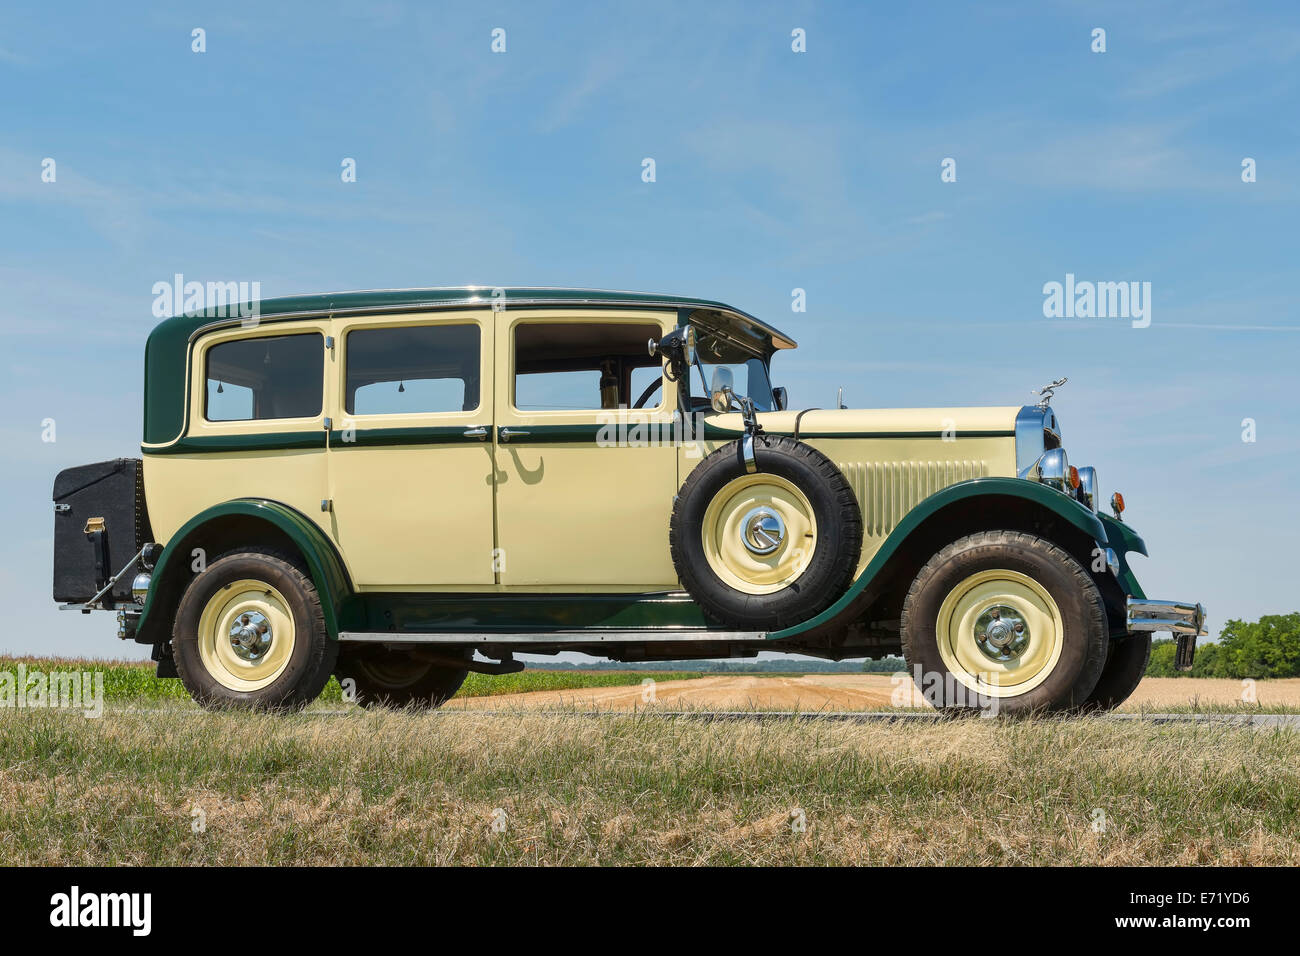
205,333,323,422
345,323,480,415
513,321,663,411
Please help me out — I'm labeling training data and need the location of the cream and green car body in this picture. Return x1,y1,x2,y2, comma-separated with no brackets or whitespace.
53,287,1206,712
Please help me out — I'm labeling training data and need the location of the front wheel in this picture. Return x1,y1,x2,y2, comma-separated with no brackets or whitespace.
900,531,1108,714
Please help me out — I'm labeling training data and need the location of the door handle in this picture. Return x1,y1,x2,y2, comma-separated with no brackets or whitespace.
498,427,529,442
462,426,489,440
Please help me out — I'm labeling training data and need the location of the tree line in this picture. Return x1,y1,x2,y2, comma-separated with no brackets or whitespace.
1146,613,1300,678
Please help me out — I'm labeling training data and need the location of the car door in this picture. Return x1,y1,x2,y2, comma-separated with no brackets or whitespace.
491,309,680,589
324,309,496,587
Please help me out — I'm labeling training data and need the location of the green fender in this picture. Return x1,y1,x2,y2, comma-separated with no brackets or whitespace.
771,477,1122,641
137,499,353,639
1098,512,1147,600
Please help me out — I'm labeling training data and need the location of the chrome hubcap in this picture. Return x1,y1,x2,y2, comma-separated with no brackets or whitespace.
974,604,1030,662
229,610,273,661
740,507,786,555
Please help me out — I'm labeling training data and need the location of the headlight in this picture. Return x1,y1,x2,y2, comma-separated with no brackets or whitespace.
1026,447,1071,491
1076,466,1098,511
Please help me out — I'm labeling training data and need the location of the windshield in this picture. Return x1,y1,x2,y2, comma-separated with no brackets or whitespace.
690,355,774,411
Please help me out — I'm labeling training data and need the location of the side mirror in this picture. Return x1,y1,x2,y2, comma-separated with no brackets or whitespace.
709,366,734,412
772,386,787,411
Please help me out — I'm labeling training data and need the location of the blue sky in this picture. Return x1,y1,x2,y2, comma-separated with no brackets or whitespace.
3,1,1297,657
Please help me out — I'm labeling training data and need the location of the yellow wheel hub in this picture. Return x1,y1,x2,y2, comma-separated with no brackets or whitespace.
196,579,296,691
936,569,1064,698
701,473,816,594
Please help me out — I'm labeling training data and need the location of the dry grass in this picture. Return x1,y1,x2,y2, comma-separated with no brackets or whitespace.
2,707,1298,865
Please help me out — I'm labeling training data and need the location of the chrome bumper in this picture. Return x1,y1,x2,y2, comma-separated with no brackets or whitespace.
1126,598,1207,671
1126,598,1208,637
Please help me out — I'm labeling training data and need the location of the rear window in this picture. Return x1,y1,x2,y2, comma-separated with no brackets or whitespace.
204,333,324,422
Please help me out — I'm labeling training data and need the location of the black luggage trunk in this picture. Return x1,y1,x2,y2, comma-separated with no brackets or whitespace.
52,458,153,605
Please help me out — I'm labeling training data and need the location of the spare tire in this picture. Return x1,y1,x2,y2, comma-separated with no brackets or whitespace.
669,436,862,630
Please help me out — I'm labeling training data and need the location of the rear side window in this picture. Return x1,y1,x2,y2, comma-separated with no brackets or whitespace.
345,323,481,415
205,333,324,422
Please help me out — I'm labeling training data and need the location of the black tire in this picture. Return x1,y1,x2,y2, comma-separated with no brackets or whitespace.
669,436,862,630
173,549,338,711
335,649,468,709
900,531,1108,714
1077,632,1151,712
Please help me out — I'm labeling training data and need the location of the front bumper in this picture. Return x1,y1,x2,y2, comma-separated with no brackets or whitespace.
1126,598,1208,671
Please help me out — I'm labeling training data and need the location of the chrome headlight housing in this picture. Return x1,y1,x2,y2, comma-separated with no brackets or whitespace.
1024,447,1072,492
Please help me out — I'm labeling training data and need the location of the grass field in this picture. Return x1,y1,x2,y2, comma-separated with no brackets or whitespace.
4,656,1298,865
2,707,1297,865
0,656,703,703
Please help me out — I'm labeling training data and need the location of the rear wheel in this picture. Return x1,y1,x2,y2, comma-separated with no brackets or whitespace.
173,549,337,711
335,649,468,709
901,531,1108,714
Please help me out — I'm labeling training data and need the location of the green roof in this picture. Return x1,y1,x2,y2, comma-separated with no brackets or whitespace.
143,287,795,446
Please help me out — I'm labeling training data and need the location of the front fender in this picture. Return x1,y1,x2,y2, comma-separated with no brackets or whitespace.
137,499,352,639
772,477,1109,640
1098,512,1146,599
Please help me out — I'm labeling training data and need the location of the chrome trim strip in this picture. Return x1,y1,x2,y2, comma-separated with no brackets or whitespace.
338,629,766,644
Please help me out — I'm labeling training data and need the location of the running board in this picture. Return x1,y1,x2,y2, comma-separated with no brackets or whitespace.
338,630,767,645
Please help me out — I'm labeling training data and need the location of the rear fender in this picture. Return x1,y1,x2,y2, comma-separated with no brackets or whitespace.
136,499,352,643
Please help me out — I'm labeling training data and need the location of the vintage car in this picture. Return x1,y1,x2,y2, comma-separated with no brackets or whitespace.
52,287,1205,713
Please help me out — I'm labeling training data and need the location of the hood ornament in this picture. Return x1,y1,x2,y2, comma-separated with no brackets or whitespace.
1033,377,1067,408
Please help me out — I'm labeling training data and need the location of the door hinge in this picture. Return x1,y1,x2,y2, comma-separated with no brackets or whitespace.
321,499,332,512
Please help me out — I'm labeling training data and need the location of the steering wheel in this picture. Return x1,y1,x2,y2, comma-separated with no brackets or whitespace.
632,380,715,411
632,379,662,409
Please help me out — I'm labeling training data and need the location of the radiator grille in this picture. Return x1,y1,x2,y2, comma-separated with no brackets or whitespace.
838,460,989,537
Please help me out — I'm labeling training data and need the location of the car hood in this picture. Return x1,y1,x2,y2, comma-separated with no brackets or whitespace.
703,406,1022,437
